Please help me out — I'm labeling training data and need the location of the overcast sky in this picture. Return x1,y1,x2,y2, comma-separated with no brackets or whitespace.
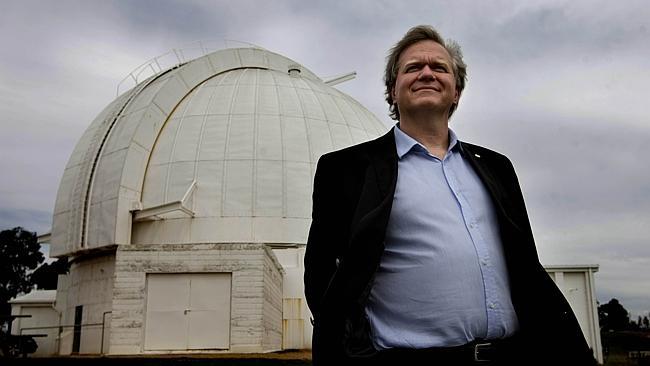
1,0,649,318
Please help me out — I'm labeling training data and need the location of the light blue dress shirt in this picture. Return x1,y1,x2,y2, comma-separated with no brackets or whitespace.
365,125,519,350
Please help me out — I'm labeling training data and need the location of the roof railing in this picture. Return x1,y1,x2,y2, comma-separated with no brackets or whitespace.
116,39,264,96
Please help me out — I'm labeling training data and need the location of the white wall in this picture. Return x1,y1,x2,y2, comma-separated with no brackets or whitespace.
56,254,115,355
272,246,311,349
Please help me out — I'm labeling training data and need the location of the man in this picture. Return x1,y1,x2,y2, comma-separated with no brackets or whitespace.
304,25,595,365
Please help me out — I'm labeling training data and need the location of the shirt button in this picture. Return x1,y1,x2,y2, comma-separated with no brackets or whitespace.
489,303,496,309
481,259,488,266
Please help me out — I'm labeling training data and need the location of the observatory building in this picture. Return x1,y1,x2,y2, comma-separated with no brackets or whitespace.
48,46,386,354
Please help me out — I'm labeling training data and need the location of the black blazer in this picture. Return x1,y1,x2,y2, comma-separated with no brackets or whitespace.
304,129,595,365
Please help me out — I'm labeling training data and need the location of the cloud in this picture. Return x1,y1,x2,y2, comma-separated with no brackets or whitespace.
0,207,51,235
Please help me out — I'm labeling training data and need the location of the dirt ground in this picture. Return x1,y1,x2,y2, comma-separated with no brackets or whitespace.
2,350,314,365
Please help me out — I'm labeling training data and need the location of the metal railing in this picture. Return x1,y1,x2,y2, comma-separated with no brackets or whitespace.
116,39,264,96
17,312,111,355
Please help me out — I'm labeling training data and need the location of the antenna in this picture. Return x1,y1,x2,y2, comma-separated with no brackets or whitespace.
323,71,357,86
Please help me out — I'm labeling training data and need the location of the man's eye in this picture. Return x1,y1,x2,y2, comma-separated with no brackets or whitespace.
405,65,419,72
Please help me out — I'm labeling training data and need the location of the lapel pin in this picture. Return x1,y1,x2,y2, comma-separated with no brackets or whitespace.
474,154,481,158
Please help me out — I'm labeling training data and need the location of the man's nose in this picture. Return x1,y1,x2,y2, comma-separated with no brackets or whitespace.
418,65,436,80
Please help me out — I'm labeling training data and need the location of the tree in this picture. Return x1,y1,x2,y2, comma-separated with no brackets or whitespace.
0,227,43,316
598,298,630,331
31,257,69,290
630,315,643,330
643,316,650,330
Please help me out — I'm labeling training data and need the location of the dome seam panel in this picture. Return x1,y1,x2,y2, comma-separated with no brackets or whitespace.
290,75,314,219
308,81,336,164
194,69,230,217
268,71,287,218
220,69,247,217
251,68,260,218
163,81,203,203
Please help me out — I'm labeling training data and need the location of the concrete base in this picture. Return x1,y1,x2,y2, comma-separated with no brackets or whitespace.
110,243,283,355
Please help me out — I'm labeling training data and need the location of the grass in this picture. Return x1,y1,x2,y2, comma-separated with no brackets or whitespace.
1,350,313,365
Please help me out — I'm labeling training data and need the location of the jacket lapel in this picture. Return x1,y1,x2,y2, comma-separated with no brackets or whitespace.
369,129,399,199
342,130,398,308
349,129,398,237
461,142,521,231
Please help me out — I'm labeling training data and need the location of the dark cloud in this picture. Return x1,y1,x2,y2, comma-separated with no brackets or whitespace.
458,0,650,62
0,208,51,235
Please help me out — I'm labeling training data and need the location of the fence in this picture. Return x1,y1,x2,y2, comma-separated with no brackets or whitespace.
15,311,111,356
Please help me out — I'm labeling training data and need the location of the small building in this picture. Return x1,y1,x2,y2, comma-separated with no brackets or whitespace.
9,290,59,356
546,265,603,364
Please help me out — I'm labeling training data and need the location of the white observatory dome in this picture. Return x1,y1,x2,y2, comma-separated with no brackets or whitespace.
51,47,387,256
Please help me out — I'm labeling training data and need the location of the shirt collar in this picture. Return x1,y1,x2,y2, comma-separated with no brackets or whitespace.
393,123,462,159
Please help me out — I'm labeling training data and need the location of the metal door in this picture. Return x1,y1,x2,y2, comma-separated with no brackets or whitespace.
187,273,231,349
144,273,231,350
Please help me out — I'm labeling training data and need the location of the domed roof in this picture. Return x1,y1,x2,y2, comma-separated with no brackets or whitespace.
51,47,387,256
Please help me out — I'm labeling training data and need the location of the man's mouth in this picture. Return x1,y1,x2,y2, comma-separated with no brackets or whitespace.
413,86,440,92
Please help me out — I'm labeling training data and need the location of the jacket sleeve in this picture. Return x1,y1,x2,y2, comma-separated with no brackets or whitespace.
304,155,344,320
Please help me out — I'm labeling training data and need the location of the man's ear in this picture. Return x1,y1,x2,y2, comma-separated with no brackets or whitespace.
391,87,396,102
454,89,460,104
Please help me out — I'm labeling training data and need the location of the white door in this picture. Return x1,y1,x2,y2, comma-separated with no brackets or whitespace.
564,273,591,344
144,273,231,350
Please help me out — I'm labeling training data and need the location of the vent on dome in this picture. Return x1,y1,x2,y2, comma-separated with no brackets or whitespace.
288,64,301,76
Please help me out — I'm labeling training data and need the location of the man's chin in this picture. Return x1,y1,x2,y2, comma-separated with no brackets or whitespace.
410,100,452,112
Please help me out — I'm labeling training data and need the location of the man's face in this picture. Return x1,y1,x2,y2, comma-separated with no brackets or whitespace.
391,40,459,119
